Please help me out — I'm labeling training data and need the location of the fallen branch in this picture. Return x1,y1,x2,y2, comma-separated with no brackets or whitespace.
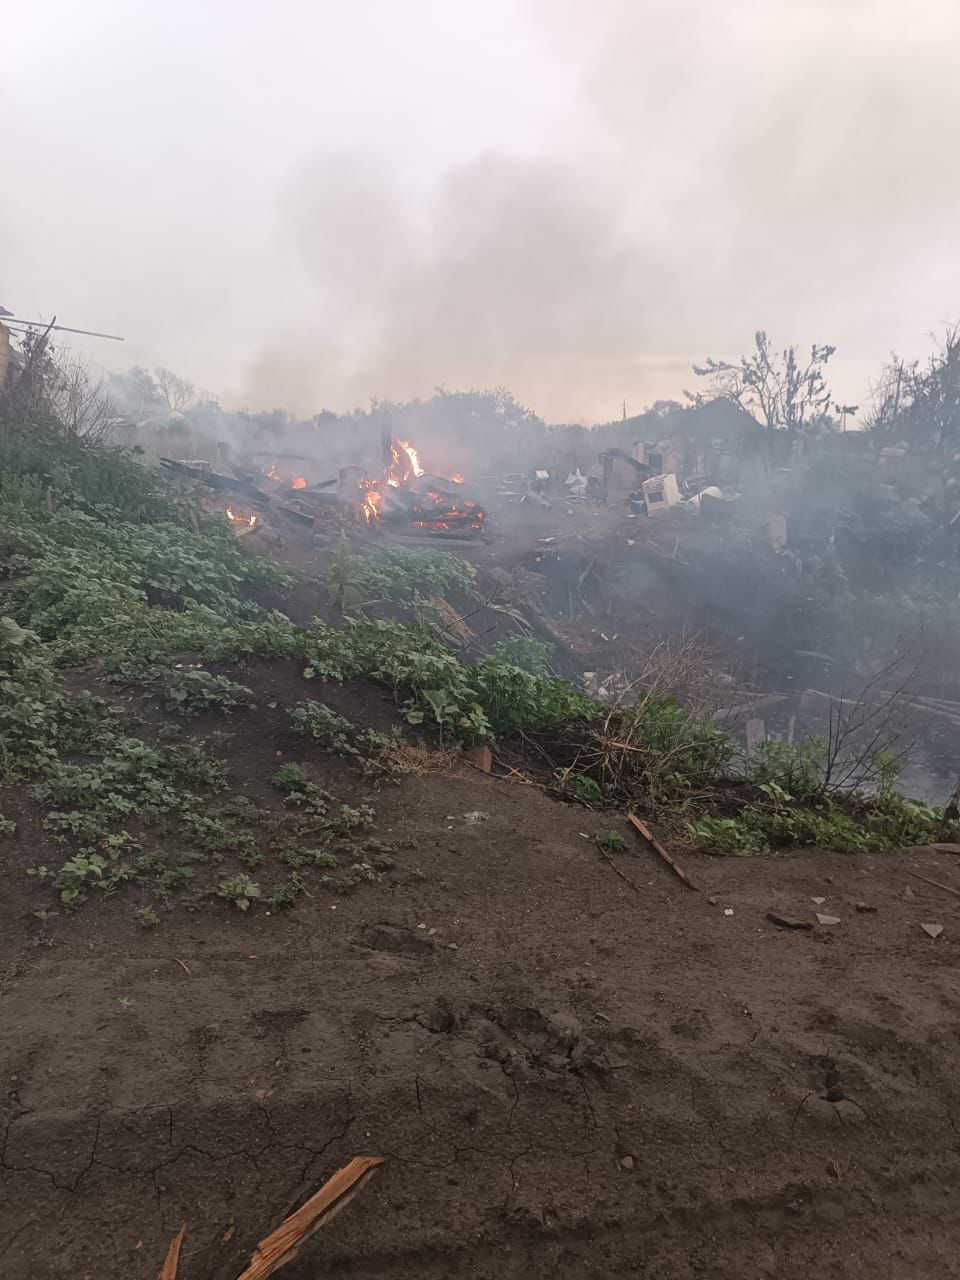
908,870,960,899
628,813,699,891
234,1155,384,1280
596,846,645,896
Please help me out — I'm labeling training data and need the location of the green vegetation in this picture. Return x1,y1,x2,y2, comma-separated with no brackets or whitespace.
302,618,595,741
1,406,954,925
596,830,626,852
327,535,474,612
490,634,553,675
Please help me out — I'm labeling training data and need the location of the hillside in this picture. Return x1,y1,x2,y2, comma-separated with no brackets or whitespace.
0,421,959,1277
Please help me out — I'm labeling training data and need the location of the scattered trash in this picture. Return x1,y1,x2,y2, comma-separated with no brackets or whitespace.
233,1155,384,1280
921,923,944,939
811,896,826,905
462,811,490,825
816,913,841,926
855,902,879,913
766,912,813,931
724,908,734,917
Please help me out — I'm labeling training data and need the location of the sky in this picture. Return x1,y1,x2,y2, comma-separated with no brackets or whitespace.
2,0,960,424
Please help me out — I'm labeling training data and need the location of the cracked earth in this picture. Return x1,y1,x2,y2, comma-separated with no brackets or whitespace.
2,768,960,1278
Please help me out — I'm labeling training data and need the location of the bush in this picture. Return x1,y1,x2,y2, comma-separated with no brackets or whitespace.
748,738,827,800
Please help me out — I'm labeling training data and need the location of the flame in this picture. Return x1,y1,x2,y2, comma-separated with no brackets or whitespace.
451,472,464,484
225,507,258,528
291,476,306,489
360,487,382,524
263,464,279,480
397,439,423,477
386,437,424,486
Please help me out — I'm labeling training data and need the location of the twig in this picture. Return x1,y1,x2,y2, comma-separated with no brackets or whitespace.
596,846,644,896
909,870,960,898
628,813,699,891
173,957,191,976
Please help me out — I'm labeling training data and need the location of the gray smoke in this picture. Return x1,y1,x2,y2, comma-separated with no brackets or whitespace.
3,0,959,421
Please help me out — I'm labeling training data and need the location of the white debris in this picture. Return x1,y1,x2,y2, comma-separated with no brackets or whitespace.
816,913,841,926
921,923,944,939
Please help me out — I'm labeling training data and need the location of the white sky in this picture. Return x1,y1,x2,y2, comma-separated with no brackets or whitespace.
3,0,960,422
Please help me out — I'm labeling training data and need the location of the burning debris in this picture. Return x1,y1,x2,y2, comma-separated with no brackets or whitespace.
356,437,485,537
162,433,484,542
224,507,259,531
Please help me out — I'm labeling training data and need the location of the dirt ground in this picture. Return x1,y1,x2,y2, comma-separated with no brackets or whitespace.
2,746,960,1278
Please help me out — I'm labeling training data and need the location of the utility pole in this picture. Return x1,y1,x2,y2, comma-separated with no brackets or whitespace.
834,402,859,433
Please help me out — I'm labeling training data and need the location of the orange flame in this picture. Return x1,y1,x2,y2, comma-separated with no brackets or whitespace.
397,439,423,477
360,487,382,524
225,507,258,528
451,472,464,484
291,476,306,489
263,464,279,480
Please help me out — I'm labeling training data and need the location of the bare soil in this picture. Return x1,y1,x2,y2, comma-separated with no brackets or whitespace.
2,705,960,1278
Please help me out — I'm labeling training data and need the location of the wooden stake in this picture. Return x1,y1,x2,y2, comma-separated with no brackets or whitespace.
628,813,699,891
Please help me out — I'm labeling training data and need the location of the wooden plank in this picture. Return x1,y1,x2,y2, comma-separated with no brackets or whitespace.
157,1226,185,1280
628,813,699,891
745,718,766,754
234,1156,384,1280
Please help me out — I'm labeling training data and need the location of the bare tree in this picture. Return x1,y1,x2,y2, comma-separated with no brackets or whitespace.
0,329,117,440
688,330,836,432
154,366,195,414
865,325,960,453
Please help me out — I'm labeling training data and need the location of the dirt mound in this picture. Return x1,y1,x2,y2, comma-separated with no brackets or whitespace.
2,761,960,1278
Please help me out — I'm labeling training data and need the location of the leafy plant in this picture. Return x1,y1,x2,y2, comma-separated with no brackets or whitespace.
490,635,553,675
563,774,602,805
290,701,357,754
596,830,626,852
216,873,261,911
148,668,255,716
266,875,304,909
